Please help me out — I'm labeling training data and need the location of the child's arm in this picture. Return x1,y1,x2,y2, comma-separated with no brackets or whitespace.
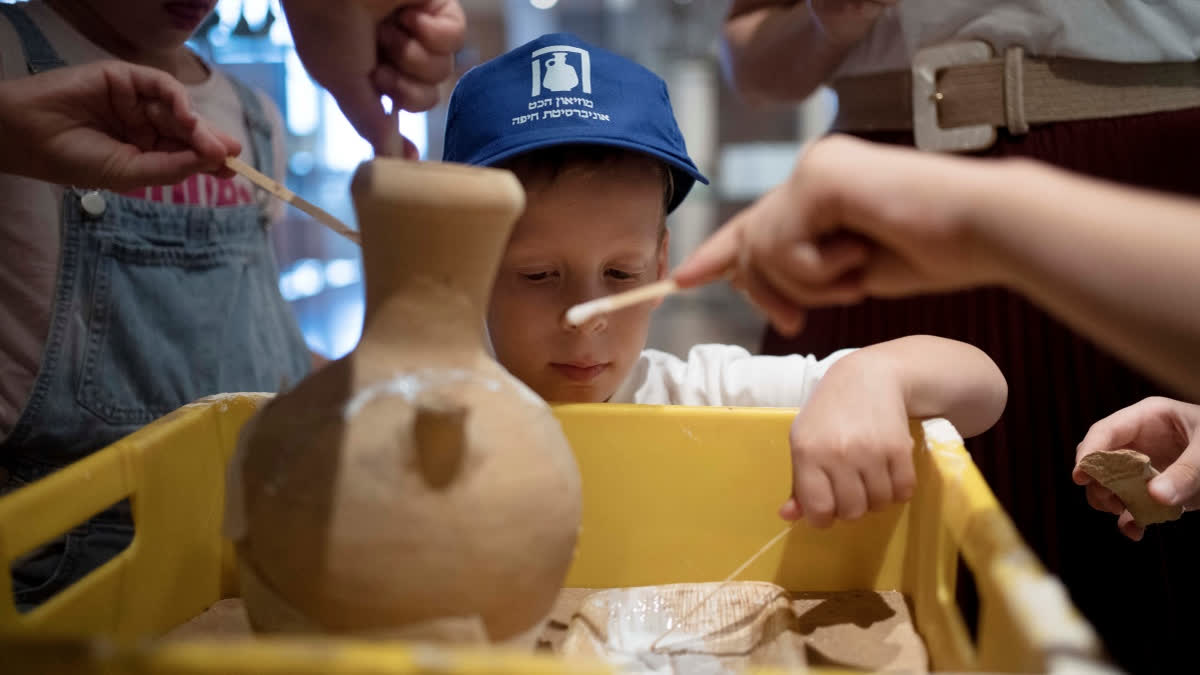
0,61,239,189
861,335,1007,438
1073,396,1200,541
783,335,1006,527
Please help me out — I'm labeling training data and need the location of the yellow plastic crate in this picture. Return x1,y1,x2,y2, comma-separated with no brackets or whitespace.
0,394,1109,673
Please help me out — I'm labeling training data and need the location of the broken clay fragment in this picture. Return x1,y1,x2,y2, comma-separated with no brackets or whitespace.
1078,449,1183,527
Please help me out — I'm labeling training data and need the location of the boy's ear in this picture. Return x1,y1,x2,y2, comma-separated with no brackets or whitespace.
656,228,670,281
651,228,670,309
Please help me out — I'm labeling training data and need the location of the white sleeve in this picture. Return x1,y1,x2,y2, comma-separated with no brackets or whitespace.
619,344,856,407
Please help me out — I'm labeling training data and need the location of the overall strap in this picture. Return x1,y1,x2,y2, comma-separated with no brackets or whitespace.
226,75,275,178
0,3,67,73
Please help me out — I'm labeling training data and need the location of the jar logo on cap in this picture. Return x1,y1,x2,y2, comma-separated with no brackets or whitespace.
517,43,611,128
531,45,591,96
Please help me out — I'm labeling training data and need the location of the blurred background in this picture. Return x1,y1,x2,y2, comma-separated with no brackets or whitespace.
191,0,838,359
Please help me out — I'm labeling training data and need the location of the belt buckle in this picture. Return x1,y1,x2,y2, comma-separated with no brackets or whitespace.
912,40,996,152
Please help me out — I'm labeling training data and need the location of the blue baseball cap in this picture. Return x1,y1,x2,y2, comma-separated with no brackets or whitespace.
443,32,708,213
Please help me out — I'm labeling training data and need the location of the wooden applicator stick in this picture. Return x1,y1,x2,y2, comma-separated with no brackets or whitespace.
225,156,361,244
565,270,736,327
565,279,679,327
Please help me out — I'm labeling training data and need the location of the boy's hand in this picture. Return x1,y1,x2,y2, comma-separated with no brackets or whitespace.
282,0,465,158
673,135,999,336
781,349,916,526
0,61,240,190
1073,397,1200,541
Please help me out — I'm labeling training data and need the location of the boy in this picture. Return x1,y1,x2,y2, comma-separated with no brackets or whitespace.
444,33,1008,527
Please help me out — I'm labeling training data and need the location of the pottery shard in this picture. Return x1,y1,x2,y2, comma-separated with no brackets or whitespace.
163,598,253,640
793,589,927,673
1078,449,1183,526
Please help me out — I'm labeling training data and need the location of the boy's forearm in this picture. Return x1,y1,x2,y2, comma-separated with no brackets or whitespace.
969,161,1200,399
851,336,1008,438
722,1,852,104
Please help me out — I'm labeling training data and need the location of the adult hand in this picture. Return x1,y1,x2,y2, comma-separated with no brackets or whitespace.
807,0,899,46
673,135,997,335
722,1,898,103
1074,397,1200,541
675,135,1200,400
282,0,466,158
0,60,240,191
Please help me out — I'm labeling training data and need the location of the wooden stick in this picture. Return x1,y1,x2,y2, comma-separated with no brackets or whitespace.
565,279,678,327
648,521,799,653
564,270,736,327
225,156,361,244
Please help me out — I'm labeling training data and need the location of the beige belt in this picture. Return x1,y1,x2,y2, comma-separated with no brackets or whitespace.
830,40,1200,152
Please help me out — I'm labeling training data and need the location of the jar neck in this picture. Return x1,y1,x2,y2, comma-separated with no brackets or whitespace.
359,280,489,355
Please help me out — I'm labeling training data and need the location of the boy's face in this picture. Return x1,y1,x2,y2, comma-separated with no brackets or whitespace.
488,161,669,403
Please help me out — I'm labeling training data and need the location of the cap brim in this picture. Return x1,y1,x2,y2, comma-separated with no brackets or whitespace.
469,135,708,212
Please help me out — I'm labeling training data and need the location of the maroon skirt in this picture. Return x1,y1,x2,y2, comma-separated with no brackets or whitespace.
761,107,1200,673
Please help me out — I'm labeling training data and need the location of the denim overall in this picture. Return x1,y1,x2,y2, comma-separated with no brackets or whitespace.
0,4,311,609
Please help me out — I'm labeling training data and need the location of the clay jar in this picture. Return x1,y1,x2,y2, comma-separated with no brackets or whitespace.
227,160,582,643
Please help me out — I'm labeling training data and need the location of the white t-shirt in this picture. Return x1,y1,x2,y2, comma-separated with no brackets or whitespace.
610,344,854,407
836,0,1200,77
0,1,287,438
